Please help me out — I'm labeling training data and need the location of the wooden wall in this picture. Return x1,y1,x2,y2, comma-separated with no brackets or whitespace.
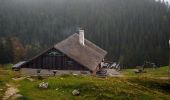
22,48,89,71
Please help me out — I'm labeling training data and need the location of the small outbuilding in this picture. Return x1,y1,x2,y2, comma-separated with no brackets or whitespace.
19,29,107,76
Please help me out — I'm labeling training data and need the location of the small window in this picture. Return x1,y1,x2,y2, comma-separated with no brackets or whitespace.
48,51,63,56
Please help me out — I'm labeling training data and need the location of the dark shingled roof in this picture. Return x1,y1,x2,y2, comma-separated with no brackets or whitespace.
54,33,107,71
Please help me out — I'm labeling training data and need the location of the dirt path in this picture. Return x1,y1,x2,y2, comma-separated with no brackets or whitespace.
2,84,19,100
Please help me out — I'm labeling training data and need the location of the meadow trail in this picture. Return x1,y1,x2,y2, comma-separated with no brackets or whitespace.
2,83,19,100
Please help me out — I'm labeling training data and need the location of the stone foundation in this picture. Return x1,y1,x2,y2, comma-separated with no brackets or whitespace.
21,68,91,76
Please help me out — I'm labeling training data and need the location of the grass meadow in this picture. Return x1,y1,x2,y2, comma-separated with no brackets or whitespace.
0,65,170,100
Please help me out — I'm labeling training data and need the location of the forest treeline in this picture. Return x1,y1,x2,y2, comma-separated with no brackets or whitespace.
0,0,169,68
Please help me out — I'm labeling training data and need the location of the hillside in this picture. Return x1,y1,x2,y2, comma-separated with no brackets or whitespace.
0,0,169,67
0,65,170,100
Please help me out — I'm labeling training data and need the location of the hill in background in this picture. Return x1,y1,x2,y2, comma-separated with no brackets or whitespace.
0,0,169,67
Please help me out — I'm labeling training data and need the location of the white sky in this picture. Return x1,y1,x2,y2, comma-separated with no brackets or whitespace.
155,0,170,5
165,0,170,3
161,0,170,3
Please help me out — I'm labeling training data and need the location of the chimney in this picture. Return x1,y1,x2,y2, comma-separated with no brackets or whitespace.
79,29,85,46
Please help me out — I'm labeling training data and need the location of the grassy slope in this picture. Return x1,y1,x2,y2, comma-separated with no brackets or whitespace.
0,64,20,98
17,76,170,100
121,66,170,77
0,65,170,100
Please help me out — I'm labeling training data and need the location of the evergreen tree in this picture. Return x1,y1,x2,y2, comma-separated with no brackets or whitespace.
0,0,169,67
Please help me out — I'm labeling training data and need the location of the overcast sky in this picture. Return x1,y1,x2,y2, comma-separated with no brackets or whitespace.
162,0,170,3
156,0,170,3
165,0,170,3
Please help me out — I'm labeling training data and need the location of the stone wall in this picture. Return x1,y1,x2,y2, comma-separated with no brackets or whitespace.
21,68,91,76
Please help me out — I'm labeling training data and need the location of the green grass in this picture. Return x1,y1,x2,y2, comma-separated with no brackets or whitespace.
16,76,170,100
121,66,170,77
0,80,6,98
0,64,20,98
0,65,170,100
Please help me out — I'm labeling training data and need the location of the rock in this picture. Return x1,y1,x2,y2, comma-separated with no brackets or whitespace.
0,89,3,91
73,74,78,76
72,89,80,96
13,94,23,99
38,82,48,89
26,76,31,78
12,77,26,81
6,83,11,87
133,69,142,73
27,78,34,82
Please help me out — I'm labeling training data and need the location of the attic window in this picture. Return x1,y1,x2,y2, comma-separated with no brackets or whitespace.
48,51,63,56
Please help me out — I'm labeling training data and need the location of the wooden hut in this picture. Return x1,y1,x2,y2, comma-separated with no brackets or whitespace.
20,29,107,75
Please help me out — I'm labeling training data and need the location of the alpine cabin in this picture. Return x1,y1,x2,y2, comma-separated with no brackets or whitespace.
19,29,107,76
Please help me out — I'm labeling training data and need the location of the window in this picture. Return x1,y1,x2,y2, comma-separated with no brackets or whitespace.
48,51,63,56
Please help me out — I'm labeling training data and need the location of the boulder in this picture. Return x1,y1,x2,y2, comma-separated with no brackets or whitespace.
38,82,48,89
72,89,80,96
